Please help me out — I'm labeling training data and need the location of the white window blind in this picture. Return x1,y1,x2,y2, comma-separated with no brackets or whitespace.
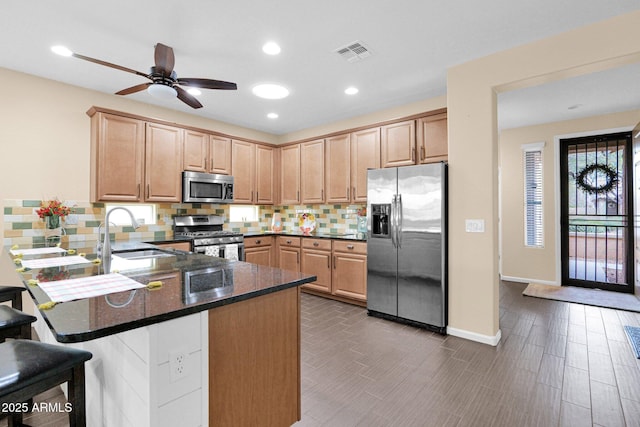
524,147,543,247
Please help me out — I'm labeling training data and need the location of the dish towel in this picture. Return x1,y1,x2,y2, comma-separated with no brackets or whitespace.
224,244,239,261
205,246,220,257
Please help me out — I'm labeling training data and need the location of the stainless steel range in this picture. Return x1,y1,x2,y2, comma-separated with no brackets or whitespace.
173,215,244,261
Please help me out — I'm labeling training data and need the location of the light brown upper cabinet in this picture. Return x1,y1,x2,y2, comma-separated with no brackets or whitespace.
325,134,351,203
90,112,145,202
255,145,275,205
350,128,380,202
183,132,232,175
231,140,274,205
381,120,416,168
280,144,301,205
145,123,184,202
417,113,448,164
300,139,325,204
325,129,380,203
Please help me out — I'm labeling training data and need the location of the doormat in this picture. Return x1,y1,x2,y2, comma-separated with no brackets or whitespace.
523,283,640,313
623,326,640,359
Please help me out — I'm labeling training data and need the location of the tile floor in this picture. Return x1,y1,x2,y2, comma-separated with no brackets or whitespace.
5,281,640,426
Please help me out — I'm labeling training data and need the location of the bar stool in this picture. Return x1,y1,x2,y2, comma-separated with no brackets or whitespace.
0,305,36,342
0,285,25,310
0,340,93,427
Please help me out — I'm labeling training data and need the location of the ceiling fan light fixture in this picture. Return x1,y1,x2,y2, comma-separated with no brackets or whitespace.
267,112,279,119
187,88,202,96
51,45,73,57
345,86,359,95
252,84,289,99
148,83,177,100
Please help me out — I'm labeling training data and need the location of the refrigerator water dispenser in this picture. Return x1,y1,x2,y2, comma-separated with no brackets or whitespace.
371,204,391,237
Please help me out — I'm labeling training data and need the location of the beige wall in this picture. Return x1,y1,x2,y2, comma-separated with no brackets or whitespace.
500,109,640,285
446,10,640,343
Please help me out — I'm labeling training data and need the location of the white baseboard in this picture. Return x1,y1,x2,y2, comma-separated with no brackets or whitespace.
500,275,558,286
447,326,502,346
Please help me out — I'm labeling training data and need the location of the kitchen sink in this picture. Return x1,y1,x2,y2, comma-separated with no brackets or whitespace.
113,249,175,260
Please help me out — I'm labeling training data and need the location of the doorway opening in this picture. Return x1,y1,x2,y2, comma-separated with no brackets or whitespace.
560,131,633,293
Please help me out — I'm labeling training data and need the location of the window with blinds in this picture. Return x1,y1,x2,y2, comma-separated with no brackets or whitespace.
524,148,543,247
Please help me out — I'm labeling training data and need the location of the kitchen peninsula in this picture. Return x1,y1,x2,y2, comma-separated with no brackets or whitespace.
3,241,316,427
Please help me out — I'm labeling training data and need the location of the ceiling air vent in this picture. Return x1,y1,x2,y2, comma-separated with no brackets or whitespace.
335,41,371,63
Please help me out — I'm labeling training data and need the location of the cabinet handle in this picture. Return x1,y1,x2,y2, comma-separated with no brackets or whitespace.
328,257,330,268
333,256,336,269
146,184,150,199
353,187,356,200
313,242,319,247
347,244,354,250
205,157,208,171
321,189,324,200
137,184,141,198
255,239,261,244
411,148,415,162
256,191,258,203
297,191,300,202
297,252,299,264
420,146,425,161
286,240,292,244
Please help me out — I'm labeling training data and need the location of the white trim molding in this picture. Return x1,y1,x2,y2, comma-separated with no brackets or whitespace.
521,141,546,152
500,275,558,286
447,326,502,346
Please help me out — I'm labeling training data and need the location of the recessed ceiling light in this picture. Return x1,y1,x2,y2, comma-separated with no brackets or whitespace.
252,84,289,99
345,86,359,95
51,45,73,57
267,113,279,119
262,42,281,55
187,88,202,96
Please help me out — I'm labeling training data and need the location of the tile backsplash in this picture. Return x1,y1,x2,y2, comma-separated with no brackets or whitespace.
3,199,365,246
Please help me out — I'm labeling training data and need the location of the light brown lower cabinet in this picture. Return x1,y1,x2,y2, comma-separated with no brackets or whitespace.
278,237,301,272
300,238,367,305
300,238,332,293
244,236,274,267
153,241,192,252
209,286,300,427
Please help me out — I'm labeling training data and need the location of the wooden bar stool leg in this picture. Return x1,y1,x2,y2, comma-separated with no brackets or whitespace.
69,364,87,427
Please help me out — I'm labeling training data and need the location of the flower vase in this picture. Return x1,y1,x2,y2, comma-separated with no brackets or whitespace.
44,215,62,246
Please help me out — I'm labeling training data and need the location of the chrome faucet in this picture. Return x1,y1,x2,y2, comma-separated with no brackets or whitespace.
101,207,140,273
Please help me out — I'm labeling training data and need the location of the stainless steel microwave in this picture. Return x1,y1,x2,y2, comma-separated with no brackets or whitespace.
182,171,234,204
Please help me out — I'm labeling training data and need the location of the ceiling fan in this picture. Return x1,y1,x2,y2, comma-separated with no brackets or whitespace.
66,43,237,109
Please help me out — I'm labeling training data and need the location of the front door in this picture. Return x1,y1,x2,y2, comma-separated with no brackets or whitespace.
560,132,634,293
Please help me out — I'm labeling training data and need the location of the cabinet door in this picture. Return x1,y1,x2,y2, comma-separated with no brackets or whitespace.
417,113,448,164
351,128,380,202
255,145,274,205
300,139,325,204
301,249,332,293
183,130,209,173
92,113,145,202
154,241,192,252
231,140,255,203
280,144,301,204
245,246,273,267
325,134,351,203
145,122,183,202
279,247,300,272
210,135,232,175
332,252,367,301
381,120,416,168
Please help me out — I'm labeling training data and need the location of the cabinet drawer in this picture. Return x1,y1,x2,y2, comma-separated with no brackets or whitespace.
332,240,366,254
277,236,301,247
302,238,331,251
245,236,273,248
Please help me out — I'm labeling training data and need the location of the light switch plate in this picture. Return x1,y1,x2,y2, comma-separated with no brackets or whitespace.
465,219,485,233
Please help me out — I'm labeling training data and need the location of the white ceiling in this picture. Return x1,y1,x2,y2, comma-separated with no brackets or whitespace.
1,1,639,135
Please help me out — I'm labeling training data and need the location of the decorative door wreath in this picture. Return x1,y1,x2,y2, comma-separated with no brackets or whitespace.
575,163,618,194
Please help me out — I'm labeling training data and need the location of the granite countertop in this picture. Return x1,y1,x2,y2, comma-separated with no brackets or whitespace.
244,230,367,241
6,240,316,343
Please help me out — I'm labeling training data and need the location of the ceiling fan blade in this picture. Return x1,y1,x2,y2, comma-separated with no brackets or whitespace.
154,43,175,75
177,78,237,90
71,52,149,79
175,86,203,109
115,83,151,95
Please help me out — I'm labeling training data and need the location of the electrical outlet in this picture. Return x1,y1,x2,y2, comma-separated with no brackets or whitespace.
169,349,188,382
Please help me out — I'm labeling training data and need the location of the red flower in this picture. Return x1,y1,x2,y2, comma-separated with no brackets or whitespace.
36,199,71,219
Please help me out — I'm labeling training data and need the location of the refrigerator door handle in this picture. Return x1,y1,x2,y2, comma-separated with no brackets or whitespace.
390,195,397,248
397,194,403,248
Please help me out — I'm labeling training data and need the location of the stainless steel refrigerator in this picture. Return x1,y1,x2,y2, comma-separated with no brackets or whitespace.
366,163,447,334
